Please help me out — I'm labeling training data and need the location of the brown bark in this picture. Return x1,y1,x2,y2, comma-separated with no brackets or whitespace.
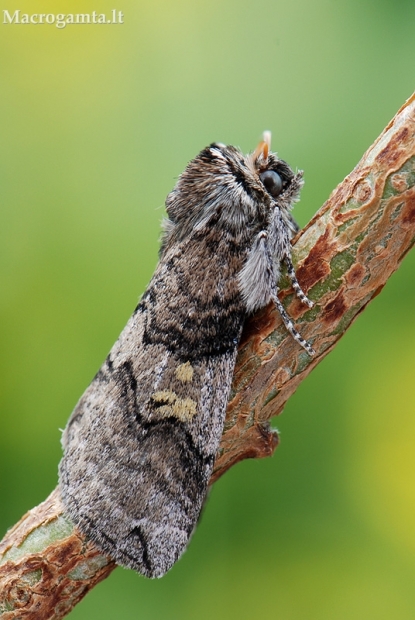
2,92,415,619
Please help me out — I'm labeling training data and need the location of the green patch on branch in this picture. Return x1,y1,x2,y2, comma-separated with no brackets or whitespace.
277,272,290,291
68,555,109,581
309,250,355,300
0,600,14,613
264,327,289,349
299,303,321,323
382,156,415,199
0,515,74,566
337,216,359,235
21,569,43,585
295,350,314,374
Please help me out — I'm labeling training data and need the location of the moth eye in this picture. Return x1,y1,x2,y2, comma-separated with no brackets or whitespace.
260,170,283,198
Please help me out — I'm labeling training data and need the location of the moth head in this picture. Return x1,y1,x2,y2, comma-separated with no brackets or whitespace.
249,130,304,236
250,130,302,199
162,132,303,251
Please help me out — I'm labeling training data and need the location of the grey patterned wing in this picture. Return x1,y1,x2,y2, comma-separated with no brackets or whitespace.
59,307,237,578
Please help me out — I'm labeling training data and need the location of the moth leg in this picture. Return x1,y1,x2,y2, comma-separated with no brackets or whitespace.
270,286,316,356
283,255,314,308
265,225,315,356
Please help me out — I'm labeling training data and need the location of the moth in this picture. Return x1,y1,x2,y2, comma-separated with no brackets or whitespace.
59,132,315,578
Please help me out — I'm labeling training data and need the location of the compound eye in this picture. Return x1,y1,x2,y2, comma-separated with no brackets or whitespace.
260,170,283,198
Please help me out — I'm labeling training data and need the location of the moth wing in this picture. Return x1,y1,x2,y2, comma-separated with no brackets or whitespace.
59,306,235,578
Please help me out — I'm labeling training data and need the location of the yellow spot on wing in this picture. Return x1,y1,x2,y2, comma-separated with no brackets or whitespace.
175,362,194,383
151,390,197,423
152,390,176,404
172,398,197,422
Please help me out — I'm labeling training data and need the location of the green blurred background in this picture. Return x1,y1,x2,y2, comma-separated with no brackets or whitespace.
1,0,415,618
